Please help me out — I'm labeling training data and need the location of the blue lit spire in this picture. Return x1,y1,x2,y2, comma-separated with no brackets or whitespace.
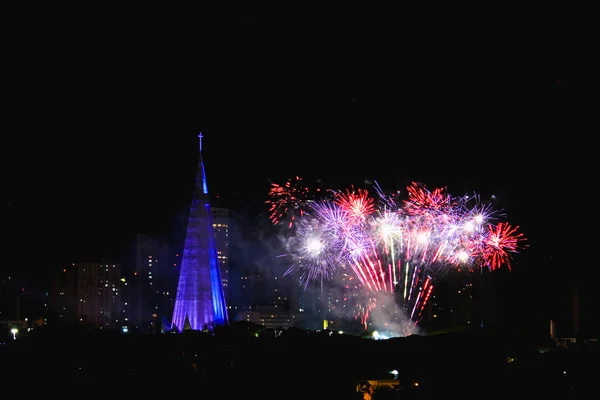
171,132,228,331
198,132,209,195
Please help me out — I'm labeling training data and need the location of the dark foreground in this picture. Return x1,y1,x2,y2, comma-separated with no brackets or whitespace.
1,325,596,399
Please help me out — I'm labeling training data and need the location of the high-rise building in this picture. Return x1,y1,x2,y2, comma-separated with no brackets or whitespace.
50,265,77,323
171,133,228,331
75,262,123,329
132,233,172,332
423,270,474,332
211,207,230,303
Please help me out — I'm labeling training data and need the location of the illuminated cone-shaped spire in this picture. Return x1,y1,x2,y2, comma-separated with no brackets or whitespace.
172,133,228,331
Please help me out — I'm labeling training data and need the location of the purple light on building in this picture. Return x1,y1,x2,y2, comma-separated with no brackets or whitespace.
171,133,228,331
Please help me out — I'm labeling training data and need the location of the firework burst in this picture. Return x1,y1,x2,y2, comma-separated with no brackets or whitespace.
266,176,323,228
274,179,527,333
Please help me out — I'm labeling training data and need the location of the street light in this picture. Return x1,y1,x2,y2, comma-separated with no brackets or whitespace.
10,328,18,340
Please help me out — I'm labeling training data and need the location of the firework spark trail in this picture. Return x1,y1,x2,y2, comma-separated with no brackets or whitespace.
275,179,527,332
266,176,316,228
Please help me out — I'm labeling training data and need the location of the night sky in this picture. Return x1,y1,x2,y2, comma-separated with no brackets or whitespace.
6,11,597,333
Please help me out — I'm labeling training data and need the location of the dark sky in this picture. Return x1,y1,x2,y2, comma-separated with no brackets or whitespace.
5,11,598,332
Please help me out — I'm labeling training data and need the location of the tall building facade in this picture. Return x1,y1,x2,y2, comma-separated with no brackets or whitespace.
428,271,474,331
75,262,123,328
171,133,228,331
132,234,173,332
211,207,230,303
50,265,77,323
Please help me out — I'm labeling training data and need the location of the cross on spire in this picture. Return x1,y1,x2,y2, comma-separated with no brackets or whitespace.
198,132,203,152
